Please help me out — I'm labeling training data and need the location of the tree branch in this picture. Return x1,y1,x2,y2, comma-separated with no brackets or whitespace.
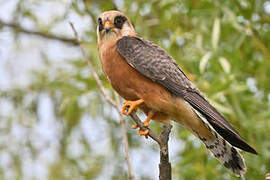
128,112,172,180
69,22,172,180
159,125,172,180
0,19,79,45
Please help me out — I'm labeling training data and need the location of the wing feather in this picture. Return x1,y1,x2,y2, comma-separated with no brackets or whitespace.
116,36,257,154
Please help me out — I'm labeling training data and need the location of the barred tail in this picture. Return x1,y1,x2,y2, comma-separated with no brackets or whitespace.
194,110,246,176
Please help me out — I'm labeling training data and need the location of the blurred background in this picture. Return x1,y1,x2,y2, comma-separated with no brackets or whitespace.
0,0,269,179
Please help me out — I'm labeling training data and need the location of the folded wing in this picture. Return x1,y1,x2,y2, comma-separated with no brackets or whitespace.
116,36,257,154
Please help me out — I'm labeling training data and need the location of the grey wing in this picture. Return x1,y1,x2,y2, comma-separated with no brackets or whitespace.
116,36,190,95
116,36,257,154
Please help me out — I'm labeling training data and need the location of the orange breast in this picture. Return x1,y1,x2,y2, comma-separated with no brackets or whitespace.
98,40,172,115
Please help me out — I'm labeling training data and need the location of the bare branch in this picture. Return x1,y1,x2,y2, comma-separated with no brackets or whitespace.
0,19,78,45
115,92,135,180
128,112,172,180
159,125,172,180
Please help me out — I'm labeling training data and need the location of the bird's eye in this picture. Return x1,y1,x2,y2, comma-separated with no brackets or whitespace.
98,18,103,32
114,15,126,29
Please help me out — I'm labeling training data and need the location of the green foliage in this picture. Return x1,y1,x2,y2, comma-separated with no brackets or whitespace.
0,0,269,179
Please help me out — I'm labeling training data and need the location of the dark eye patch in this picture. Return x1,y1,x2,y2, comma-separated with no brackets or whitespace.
114,15,127,29
98,18,103,32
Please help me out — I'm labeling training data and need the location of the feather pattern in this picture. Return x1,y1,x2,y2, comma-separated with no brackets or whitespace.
193,110,246,176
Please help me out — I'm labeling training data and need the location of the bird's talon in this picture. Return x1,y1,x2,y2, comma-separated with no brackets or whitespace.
131,124,138,129
122,106,127,114
142,111,154,127
127,106,138,114
143,121,150,127
121,99,144,115
139,128,149,138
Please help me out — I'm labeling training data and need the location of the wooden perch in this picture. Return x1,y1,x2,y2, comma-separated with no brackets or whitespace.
159,125,172,180
70,22,172,180
130,112,172,180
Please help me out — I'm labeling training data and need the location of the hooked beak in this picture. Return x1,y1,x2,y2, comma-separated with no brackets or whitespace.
104,21,114,33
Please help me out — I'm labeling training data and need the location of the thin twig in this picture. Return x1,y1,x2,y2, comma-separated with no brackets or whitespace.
0,19,78,45
119,115,135,179
115,92,135,180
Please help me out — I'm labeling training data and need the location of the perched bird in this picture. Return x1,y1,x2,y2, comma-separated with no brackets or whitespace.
97,10,257,176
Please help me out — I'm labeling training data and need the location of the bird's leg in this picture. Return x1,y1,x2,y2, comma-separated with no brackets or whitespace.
132,111,155,139
142,111,154,127
122,99,144,115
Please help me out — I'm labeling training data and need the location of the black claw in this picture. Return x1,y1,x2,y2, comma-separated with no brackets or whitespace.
125,105,130,112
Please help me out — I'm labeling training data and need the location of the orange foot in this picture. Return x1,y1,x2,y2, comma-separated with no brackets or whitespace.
131,111,155,139
122,99,144,115
139,129,149,139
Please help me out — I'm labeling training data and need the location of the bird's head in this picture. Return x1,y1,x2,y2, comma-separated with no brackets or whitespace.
97,11,135,44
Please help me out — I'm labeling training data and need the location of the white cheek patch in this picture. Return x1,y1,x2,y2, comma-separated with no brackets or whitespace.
121,23,132,36
97,27,101,44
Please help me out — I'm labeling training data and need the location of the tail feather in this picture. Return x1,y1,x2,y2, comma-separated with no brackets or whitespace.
193,110,246,176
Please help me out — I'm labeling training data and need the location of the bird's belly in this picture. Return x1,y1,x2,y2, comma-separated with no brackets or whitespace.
101,51,141,100
100,45,172,116
110,78,138,101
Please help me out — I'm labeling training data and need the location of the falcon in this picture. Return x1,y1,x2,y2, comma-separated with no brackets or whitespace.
97,10,257,176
